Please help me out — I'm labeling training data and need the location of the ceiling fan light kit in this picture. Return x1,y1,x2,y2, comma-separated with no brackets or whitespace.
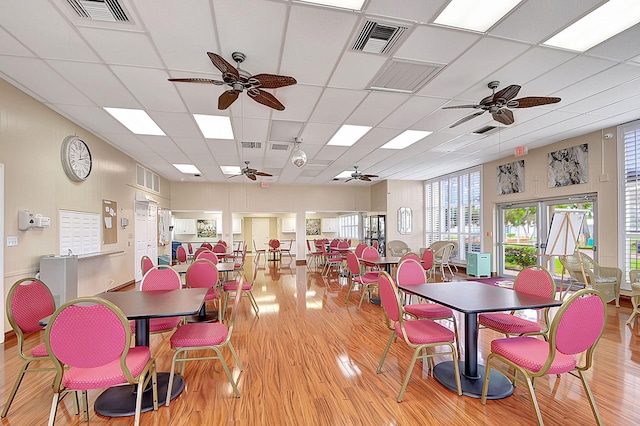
291,137,307,168
345,165,378,182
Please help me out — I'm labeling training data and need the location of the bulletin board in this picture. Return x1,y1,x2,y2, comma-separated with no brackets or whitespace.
103,199,117,244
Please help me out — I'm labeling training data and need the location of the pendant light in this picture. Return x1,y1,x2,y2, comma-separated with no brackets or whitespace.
291,137,307,168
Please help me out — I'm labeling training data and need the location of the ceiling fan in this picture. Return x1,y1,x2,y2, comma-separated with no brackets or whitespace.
229,161,272,181
168,51,296,111
345,166,378,182
443,81,561,128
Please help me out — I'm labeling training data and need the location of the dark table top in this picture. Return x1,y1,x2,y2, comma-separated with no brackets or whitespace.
93,288,208,320
360,256,401,265
399,281,562,314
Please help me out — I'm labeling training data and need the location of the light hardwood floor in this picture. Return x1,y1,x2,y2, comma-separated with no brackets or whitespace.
1,256,639,425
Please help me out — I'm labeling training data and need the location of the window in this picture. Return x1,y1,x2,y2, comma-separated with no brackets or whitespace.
338,213,359,240
621,119,640,275
425,167,482,261
136,164,160,193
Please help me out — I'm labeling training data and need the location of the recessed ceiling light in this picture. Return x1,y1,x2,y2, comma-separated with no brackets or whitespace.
327,125,372,146
193,114,234,139
434,0,523,32
295,0,365,11
543,0,640,52
103,107,165,135
380,130,432,149
173,164,201,174
221,166,241,175
335,170,354,179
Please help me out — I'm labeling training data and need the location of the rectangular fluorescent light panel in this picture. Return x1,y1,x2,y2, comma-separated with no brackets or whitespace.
221,166,241,175
173,164,201,174
327,125,372,146
104,107,165,135
543,0,640,52
434,0,523,32
193,114,234,139
296,0,365,10
380,130,432,149
335,170,354,179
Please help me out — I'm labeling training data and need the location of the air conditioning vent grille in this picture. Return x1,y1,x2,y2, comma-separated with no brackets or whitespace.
66,0,129,22
352,20,407,55
271,143,289,151
368,59,444,94
242,141,263,149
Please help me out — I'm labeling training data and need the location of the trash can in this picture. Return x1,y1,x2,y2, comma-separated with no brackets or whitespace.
171,241,182,260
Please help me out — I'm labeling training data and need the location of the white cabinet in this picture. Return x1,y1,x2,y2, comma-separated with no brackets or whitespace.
232,218,242,234
321,218,338,233
174,218,196,234
282,217,295,233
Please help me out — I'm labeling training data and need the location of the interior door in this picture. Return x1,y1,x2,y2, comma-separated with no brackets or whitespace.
135,202,158,282
252,218,270,252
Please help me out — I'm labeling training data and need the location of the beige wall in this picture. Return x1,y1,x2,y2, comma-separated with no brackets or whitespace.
481,128,619,273
384,180,425,255
0,79,171,332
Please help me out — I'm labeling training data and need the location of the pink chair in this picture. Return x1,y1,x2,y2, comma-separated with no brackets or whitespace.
355,243,367,258
306,240,323,268
213,243,227,254
176,246,187,264
481,288,607,425
196,250,219,264
187,242,194,258
233,246,248,278
223,254,260,317
320,243,343,277
253,239,266,265
345,251,378,309
201,242,213,251
2,278,57,418
186,259,221,322
376,271,461,402
354,246,382,308
136,267,183,334
45,297,157,426
165,280,245,405
280,239,293,260
268,239,281,261
141,255,154,276
421,249,434,274
395,258,460,356
479,266,556,338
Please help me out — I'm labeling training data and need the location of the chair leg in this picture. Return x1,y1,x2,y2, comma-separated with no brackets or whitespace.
81,390,89,421
398,348,422,402
213,347,241,397
450,316,461,359
1,360,31,417
247,291,260,316
579,370,604,426
227,341,244,371
627,310,638,325
166,351,180,406
47,392,60,426
377,332,396,373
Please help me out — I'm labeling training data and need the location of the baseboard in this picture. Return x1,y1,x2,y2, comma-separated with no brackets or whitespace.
296,259,307,266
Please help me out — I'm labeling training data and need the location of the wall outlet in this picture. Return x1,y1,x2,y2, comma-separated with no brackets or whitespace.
7,236,18,247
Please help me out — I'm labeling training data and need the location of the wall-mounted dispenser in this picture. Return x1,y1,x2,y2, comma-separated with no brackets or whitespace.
35,214,51,227
121,217,129,228
18,210,35,231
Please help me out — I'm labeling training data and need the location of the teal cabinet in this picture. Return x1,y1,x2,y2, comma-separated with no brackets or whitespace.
467,252,491,278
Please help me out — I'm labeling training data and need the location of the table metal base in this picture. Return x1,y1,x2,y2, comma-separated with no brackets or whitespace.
433,361,513,399
186,311,219,323
94,372,183,417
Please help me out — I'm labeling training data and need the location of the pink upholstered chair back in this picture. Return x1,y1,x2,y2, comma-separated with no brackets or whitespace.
187,243,194,255
361,246,379,260
46,298,129,369
421,249,434,270
372,240,379,250
399,252,420,263
269,239,280,249
217,240,227,247
514,266,556,299
141,255,154,275
196,250,219,264
355,243,367,257
141,266,181,291
330,239,339,249
213,243,227,253
186,259,219,289
176,246,187,263
553,289,606,356
346,251,361,275
396,259,427,287
337,241,349,249
9,278,56,334
201,242,213,251
378,272,402,323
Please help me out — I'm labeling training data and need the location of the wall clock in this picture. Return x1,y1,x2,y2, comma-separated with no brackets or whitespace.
61,135,92,182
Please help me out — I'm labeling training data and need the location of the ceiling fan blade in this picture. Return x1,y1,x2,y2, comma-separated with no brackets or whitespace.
168,78,224,85
207,52,240,80
227,174,242,179
361,176,371,181
442,104,483,109
345,177,355,182
251,74,297,89
511,96,561,108
248,89,285,111
493,84,521,102
218,90,240,110
449,110,486,128
254,171,272,177
247,173,257,181
492,108,515,125
363,174,378,178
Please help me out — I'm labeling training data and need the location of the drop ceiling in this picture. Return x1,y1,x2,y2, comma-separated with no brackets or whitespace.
1,0,640,185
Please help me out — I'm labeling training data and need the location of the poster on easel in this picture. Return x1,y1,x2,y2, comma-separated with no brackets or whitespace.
544,211,585,256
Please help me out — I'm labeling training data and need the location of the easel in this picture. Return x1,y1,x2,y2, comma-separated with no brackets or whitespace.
541,210,587,300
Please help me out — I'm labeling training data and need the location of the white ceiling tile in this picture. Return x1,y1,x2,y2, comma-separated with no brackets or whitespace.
379,96,447,129
347,92,410,127
329,51,388,89
149,112,203,139
110,66,184,111
365,0,447,23
78,27,163,67
395,25,480,64
310,88,368,123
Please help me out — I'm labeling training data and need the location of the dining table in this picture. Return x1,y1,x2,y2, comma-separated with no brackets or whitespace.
360,256,401,305
91,288,208,417
398,280,562,399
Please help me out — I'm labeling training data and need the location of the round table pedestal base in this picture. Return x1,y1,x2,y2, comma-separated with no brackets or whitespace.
433,361,513,399
94,372,183,417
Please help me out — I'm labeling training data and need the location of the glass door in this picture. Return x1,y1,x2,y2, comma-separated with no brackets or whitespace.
498,203,539,278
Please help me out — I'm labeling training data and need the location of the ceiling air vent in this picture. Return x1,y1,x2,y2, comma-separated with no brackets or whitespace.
352,20,407,55
67,0,129,22
270,143,290,151
368,59,444,94
472,125,497,135
241,141,262,149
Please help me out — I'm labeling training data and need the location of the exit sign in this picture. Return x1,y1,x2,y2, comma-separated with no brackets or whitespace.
514,146,528,157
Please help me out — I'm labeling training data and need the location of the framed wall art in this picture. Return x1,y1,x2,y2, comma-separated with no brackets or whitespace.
548,143,588,187
497,160,525,195
306,218,321,235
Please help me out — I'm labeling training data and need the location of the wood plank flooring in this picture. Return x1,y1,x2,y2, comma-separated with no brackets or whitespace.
1,256,639,425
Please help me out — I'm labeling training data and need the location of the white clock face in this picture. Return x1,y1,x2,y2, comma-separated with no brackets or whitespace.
61,136,92,181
